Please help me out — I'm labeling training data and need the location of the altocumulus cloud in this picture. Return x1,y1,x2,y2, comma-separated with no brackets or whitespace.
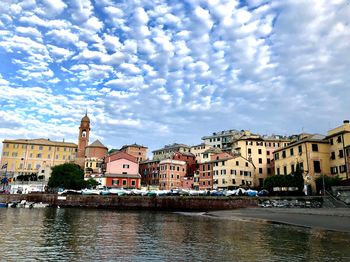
0,0,349,154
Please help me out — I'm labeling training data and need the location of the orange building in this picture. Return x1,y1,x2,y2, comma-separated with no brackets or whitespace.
120,143,148,162
159,159,187,190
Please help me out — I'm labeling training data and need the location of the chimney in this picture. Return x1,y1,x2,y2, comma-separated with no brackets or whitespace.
344,120,350,124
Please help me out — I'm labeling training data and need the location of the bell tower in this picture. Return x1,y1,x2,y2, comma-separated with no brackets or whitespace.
77,112,90,159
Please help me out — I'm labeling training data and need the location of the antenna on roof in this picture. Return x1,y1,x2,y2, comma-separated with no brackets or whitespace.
85,108,88,116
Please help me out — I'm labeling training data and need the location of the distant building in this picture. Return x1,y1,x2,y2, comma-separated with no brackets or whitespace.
326,120,350,180
120,143,148,162
102,151,140,188
139,159,160,188
84,139,108,179
152,143,190,161
158,159,187,190
190,143,212,162
0,138,77,180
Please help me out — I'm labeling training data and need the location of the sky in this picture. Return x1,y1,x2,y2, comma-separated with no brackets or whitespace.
0,0,349,156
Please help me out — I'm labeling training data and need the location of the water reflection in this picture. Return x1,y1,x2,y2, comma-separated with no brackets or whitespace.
0,208,349,261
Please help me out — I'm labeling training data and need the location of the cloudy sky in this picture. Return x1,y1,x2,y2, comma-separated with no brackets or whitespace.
0,0,349,156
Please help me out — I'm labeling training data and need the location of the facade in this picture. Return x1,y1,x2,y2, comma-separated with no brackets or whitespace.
196,162,213,190
139,159,160,188
76,114,90,167
201,129,246,151
172,151,197,177
103,151,140,188
326,120,350,180
1,138,77,180
120,143,148,162
85,139,108,159
84,139,108,179
213,156,255,189
231,133,290,187
152,143,191,161
274,134,330,192
190,143,212,162
158,159,187,190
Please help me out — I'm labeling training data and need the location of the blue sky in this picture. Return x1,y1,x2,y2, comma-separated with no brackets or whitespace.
0,0,349,156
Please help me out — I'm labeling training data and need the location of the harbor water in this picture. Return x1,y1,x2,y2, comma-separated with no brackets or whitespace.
0,208,349,261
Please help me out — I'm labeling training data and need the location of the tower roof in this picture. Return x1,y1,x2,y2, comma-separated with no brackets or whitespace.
81,113,90,122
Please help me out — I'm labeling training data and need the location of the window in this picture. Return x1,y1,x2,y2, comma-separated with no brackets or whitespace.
313,161,321,173
267,150,270,155
48,146,51,151
282,151,286,158
258,149,262,154
39,146,43,150
298,145,302,154
330,138,333,145
131,180,136,186
248,148,252,154
331,152,336,160
48,154,51,159
299,162,304,171
177,166,179,171
13,144,19,149
112,179,119,186
31,145,34,150
245,162,248,167
123,164,130,168
312,144,319,152
267,158,271,164
291,164,295,174
232,179,236,184
12,152,18,157
236,161,239,166
337,136,342,143
283,166,287,175
259,168,263,174
37,154,42,158
339,150,344,158
290,148,294,156
267,168,271,174
259,158,262,164
222,161,225,166
331,166,338,174
122,180,127,186
275,153,279,160
339,165,347,173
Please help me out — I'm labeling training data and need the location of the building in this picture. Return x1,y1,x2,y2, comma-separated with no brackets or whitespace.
273,134,330,193
152,143,191,161
212,155,255,189
190,143,212,162
139,159,160,188
76,113,91,167
102,151,140,188
326,120,350,180
201,129,246,151
231,133,290,187
158,159,187,190
0,138,77,180
196,161,213,190
172,151,197,177
84,139,108,179
120,143,148,162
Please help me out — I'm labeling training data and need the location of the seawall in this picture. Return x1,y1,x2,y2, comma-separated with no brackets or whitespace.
0,193,258,211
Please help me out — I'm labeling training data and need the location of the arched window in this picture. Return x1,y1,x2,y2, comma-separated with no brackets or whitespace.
82,130,87,138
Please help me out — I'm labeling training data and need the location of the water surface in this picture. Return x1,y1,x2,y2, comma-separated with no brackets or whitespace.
0,208,349,261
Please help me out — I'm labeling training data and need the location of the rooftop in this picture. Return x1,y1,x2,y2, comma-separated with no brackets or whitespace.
3,138,77,147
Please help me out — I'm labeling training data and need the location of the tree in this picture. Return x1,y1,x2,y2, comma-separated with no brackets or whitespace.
48,163,86,190
315,175,342,192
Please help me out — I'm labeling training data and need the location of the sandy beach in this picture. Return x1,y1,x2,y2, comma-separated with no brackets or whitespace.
206,208,350,233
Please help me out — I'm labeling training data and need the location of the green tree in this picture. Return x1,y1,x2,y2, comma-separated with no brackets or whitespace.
48,163,86,190
315,175,342,192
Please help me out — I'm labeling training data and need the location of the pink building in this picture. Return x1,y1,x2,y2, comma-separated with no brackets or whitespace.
103,151,141,188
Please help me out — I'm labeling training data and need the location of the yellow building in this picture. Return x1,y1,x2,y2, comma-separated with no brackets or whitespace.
326,120,350,179
212,155,255,189
274,134,330,192
231,133,290,187
1,138,77,179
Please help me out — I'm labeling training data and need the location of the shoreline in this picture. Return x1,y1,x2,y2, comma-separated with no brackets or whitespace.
204,207,350,233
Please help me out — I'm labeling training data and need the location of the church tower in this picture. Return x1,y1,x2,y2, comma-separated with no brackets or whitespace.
77,113,90,159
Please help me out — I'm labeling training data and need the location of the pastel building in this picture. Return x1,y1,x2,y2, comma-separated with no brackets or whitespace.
326,120,350,179
190,143,213,162
152,143,191,161
1,138,77,180
274,134,330,193
212,155,255,189
103,151,141,188
158,159,187,190
120,143,148,162
84,139,108,178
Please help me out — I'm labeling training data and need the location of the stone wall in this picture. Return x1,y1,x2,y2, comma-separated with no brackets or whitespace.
0,194,258,211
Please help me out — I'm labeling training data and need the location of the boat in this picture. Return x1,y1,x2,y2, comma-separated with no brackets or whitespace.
24,202,34,208
8,201,19,208
32,202,50,208
0,203,7,208
81,189,100,195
